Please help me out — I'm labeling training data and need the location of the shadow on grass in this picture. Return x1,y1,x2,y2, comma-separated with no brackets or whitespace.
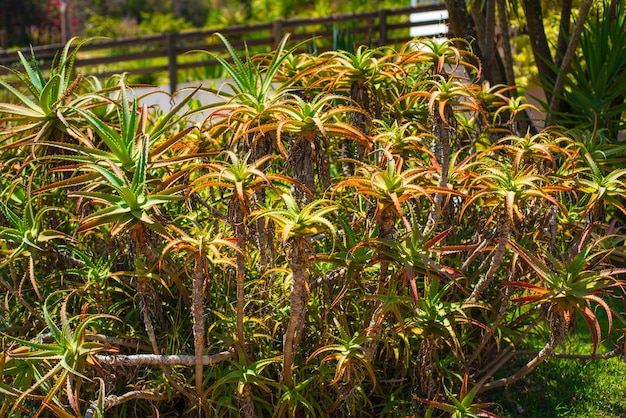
492,356,626,417
490,312,626,417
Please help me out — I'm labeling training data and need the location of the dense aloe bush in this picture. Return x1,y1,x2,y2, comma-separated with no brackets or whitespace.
0,34,625,418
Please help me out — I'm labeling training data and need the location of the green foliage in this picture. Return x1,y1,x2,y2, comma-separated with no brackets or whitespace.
549,1,626,136
84,15,140,39
138,12,195,35
1,32,625,418
85,12,194,38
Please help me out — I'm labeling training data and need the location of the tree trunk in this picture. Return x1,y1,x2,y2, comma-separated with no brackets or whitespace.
555,0,572,69
521,0,556,102
547,0,594,121
446,0,510,87
363,205,397,362
282,237,311,388
192,255,209,414
445,0,487,78
608,0,620,24
482,0,497,81
496,0,516,86
290,135,316,207
467,211,511,303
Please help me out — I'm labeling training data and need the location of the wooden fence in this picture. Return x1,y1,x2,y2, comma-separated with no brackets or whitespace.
0,4,448,92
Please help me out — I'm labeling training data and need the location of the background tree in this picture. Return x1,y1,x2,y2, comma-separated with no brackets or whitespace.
445,0,625,134
0,0,51,46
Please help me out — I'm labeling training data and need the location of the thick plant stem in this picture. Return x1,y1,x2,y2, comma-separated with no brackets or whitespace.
131,224,196,404
479,336,558,391
282,237,311,388
236,252,246,349
291,135,315,207
364,205,396,362
478,309,568,392
363,259,390,362
467,213,511,303
425,105,452,235
231,202,253,416
240,383,255,418
350,81,370,163
417,334,438,398
84,390,170,416
466,286,512,368
192,255,209,413
252,134,275,270
137,276,196,403
231,209,247,351
0,275,41,322
476,307,543,376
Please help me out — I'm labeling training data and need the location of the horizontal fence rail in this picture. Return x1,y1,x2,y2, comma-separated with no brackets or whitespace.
0,4,448,92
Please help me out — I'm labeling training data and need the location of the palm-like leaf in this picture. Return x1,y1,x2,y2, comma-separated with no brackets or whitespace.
307,317,376,387
399,37,479,77
1,292,116,416
577,167,626,220
505,231,626,353
0,38,91,145
405,278,485,357
39,78,197,174
461,159,566,226
417,378,500,418
253,193,337,244
190,151,277,218
0,200,71,264
269,93,371,158
369,228,464,302
69,137,183,236
335,153,442,231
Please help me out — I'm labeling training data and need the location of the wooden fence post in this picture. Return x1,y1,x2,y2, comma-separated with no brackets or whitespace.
272,19,284,49
378,9,388,46
167,32,178,93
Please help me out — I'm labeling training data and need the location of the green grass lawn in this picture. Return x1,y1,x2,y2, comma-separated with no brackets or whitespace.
492,313,626,417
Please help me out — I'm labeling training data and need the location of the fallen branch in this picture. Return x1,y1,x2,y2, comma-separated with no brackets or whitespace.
94,349,235,367
84,390,170,417
88,334,153,352
479,337,558,391
477,344,623,392
511,347,624,361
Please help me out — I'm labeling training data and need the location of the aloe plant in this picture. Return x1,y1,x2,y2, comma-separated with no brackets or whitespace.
253,193,337,389
1,34,626,417
0,292,116,417
0,38,92,147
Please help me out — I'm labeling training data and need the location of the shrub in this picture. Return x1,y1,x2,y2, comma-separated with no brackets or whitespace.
0,34,624,418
